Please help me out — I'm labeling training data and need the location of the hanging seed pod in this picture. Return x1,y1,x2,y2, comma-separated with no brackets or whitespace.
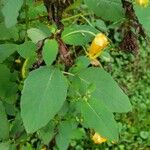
43,0,74,28
121,0,147,41
119,30,139,54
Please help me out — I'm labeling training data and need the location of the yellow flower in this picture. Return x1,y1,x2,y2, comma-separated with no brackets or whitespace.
88,33,109,60
136,0,149,7
92,132,107,144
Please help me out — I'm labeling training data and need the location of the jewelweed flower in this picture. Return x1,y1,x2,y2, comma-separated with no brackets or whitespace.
136,0,149,7
88,33,109,60
92,132,107,144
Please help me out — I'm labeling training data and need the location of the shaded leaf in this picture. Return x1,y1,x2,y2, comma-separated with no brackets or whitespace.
0,22,19,40
18,41,36,59
0,101,9,140
38,121,55,145
0,64,18,102
0,142,10,150
0,44,18,63
56,120,77,150
2,0,23,28
27,28,51,43
84,0,125,22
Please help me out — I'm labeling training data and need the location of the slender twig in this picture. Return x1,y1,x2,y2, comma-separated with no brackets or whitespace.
62,71,75,76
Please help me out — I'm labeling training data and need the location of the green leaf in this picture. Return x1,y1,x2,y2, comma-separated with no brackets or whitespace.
100,51,112,62
134,4,150,35
140,131,149,140
80,99,118,141
42,39,58,66
70,56,90,73
75,56,90,69
0,64,11,82
0,22,19,40
62,25,99,46
71,128,86,140
0,44,17,63
10,114,25,140
0,101,9,140
77,67,132,112
27,28,51,43
84,0,125,22
21,67,68,133
28,3,46,19
93,19,108,32
8,144,16,150
2,0,23,28
3,102,16,116
38,121,55,145
2,83,18,103
0,64,18,101
18,41,36,59
20,143,32,150
57,101,69,116
56,120,77,150
0,142,10,150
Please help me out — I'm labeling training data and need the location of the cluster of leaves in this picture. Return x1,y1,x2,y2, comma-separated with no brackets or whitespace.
0,0,149,149
72,49,150,150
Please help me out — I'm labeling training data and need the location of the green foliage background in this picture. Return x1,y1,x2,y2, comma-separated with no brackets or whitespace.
0,0,150,149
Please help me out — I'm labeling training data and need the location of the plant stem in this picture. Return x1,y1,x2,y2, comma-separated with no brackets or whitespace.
24,0,28,41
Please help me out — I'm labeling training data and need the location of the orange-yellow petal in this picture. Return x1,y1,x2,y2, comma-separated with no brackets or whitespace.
88,33,109,59
136,0,149,7
92,133,107,144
